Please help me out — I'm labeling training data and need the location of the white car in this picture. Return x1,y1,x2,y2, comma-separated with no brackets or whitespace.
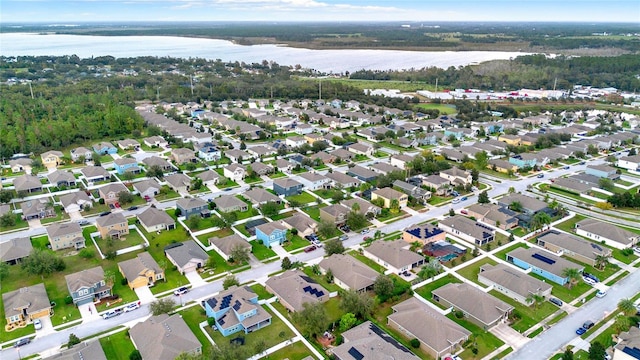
452,198,461,204
124,302,140,312
360,229,369,235
583,277,596,286
596,290,607,298
633,247,640,254
33,319,42,330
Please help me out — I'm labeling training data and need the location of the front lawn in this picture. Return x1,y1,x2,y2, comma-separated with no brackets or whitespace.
456,257,498,286
179,305,213,352
185,214,224,232
94,227,146,254
250,284,274,300
250,240,278,261
40,205,69,224
0,213,29,232
283,235,309,252
99,329,137,360
313,188,344,200
205,247,242,275
154,186,181,201
197,227,235,244
488,290,558,333
347,250,385,273
234,208,261,221
301,204,326,222
376,210,408,223
494,242,530,261
449,315,505,360
262,341,312,360
286,192,317,205
414,274,461,307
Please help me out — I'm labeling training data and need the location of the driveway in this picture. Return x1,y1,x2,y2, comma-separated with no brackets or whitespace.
134,286,156,304
78,303,101,323
34,316,54,338
490,322,529,350
68,210,83,221
185,271,206,287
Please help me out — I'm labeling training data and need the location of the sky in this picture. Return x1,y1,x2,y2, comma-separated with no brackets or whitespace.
1,0,639,23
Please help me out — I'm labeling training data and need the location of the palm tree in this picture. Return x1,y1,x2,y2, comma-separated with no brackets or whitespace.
618,298,637,316
374,230,382,240
562,268,581,289
525,293,545,309
594,255,609,271
530,212,552,231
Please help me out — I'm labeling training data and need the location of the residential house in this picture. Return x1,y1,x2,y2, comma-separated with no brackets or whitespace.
3,284,52,328
440,168,472,186
285,136,307,148
478,263,552,305
273,178,304,196
204,286,272,337
255,222,288,248
333,321,420,360
319,204,350,225
46,222,85,250
297,172,330,190
13,174,43,193
195,170,221,186
466,203,518,230
282,213,318,237
319,254,377,292
275,159,295,173
250,162,273,176
118,252,165,290
402,223,446,245
509,153,546,169
488,159,518,174
506,247,583,286
550,177,593,195
265,270,329,312
295,123,314,135
310,151,336,164
498,134,521,146
165,240,209,274
142,156,174,172
417,132,442,146
432,283,514,329
93,142,117,155
575,218,639,250
164,173,192,193
137,207,175,232
81,166,111,183
113,157,141,175
41,150,64,169
143,136,168,148
132,179,162,199
224,149,250,163
116,139,140,150
330,148,355,161
346,165,379,182
129,314,202,360
223,163,246,182
393,180,431,201
9,158,33,174
70,147,92,162
304,133,323,144
176,197,209,219
341,197,382,217
371,187,408,208
586,164,620,179
369,162,402,175
20,199,55,220
326,171,362,188
64,266,112,305
47,170,77,187
497,193,554,227
96,212,129,239
59,191,93,214
538,230,612,267
208,234,252,261
213,195,248,213
363,240,425,274
0,237,33,265
347,143,373,156
247,145,277,159
422,175,451,196
98,183,128,205
612,326,640,360
390,154,414,170
197,143,221,162
244,188,281,206
387,298,470,359
171,148,197,165
444,128,472,140
438,215,495,246
48,340,107,360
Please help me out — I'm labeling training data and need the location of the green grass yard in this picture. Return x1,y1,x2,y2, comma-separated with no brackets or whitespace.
286,192,317,205
456,258,497,286
488,290,558,333
250,240,278,261
99,329,136,360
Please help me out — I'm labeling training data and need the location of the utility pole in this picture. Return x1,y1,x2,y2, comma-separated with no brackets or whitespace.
28,82,34,99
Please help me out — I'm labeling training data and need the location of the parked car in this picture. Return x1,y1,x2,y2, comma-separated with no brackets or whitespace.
596,290,607,298
99,211,111,217
575,327,586,335
537,174,544,178
223,188,232,191
77,219,89,225
304,246,317,253
549,297,563,307
14,338,31,347
633,246,640,254
102,309,123,320
363,236,370,241
460,209,468,215
583,277,596,286
451,191,460,197
460,196,468,201
563,166,570,169
452,198,460,204
579,161,586,165
312,239,322,247
583,272,600,283
174,287,189,296
583,320,595,330
124,302,141,312
339,235,349,241
128,206,138,211
114,202,121,208
144,195,151,202
361,228,370,234
33,319,42,330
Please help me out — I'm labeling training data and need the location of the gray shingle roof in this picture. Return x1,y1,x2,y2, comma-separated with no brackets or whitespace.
478,263,552,300
575,218,639,246
432,283,514,326
3,283,50,319
96,212,127,228
244,188,281,204
265,270,328,312
333,321,421,360
65,266,105,293
165,240,208,268
46,222,82,238
0,237,33,263
208,234,251,257
118,252,162,283
129,314,201,360
137,207,175,228
507,247,583,277
319,254,377,291
364,240,424,269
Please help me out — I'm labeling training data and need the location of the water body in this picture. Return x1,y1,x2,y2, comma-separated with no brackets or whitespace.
0,33,530,73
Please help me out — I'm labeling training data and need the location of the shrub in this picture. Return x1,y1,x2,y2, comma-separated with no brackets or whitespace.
129,350,142,360
121,278,128,286
454,310,464,319
207,317,216,327
410,338,420,348
78,248,94,259
64,296,73,305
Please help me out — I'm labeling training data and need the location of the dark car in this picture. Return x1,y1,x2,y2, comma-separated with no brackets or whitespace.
99,211,111,217
537,174,544,178
14,338,31,347
549,297,563,307
583,320,595,330
304,246,317,253
576,327,586,335
128,206,138,211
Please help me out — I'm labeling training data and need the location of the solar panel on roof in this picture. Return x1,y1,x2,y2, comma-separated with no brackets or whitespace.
316,291,325,298
233,300,242,311
532,253,556,265
591,243,603,251
303,286,312,293
348,347,364,360
209,298,218,308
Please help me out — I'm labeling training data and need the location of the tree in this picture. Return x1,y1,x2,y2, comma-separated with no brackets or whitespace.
508,186,516,194
629,148,637,156
22,249,66,277
220,211,238,227
614,314,631,333
530,211,551,231
339,313,358,331
449,208,455,217
478,190,489,204
509,201,523,212
526,293,545,309
240,141,247,150
389,199,400,214
67,333,81,348
598,178,615,191
117,191,135,205
324,239,345,256
150,297,176,315
340,290,374,319
594,255,609,271
260,201,279,218
292,302,329,338
0,212,16,227
588,341,606,360
410,338,421,349
229,244,250,264
281,256,292,270
561,348,574,360
474,151,489,170
129,350,142,360
374,275,394,299
618,298,636,316
346,210,367,231
317,221,336,239
0,262,9,281
562,267,581,289
418,259,443,280
223,275,240,290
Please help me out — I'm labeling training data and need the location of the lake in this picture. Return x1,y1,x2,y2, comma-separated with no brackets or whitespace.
0,33,530,73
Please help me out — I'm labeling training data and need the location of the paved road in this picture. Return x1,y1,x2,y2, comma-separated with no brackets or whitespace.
507,268,640,360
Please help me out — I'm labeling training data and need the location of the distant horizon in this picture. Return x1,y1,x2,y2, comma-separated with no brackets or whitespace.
2,20,640,25
2,0,638,24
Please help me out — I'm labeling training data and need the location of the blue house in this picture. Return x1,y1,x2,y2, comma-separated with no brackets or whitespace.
176,197,210,219
255,222,288,248
505,247,583,286
204,286,272,337
273,178,304,196
508,154,538,169
64,266,112,305
330,99,343,108
93,142,117,155
486,122,504,134
197,143,221,162
113,158,140,175
444,128,466,140
191,109,205,118
585,164,620,180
